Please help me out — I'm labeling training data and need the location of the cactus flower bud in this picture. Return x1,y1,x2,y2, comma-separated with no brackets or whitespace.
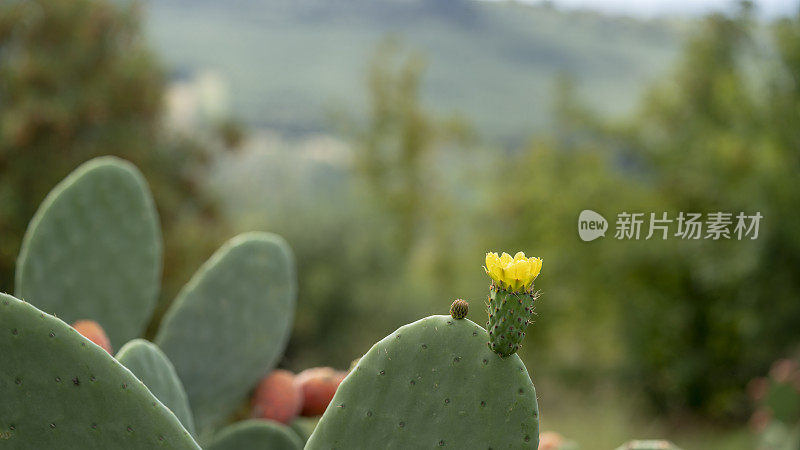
449,299,469,319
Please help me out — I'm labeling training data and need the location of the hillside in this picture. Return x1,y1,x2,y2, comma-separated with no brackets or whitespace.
143,0,689,140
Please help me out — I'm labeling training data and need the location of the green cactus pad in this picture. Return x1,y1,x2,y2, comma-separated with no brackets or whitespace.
306,315,539,449
116,339,196,436
487,286,536,357
289,417,318,444
15,156,162,348
0,293,198,449
155,233,296,433
206,420,303,450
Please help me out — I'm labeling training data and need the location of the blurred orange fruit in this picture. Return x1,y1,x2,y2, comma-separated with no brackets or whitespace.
296,367,347,417
251,369,302,424
71,320,112,354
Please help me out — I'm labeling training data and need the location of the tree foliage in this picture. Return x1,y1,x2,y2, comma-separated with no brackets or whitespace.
495,5,800,420
0,0,228,329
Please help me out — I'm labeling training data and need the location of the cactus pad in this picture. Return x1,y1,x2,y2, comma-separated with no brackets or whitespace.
487,286,536,357
155,232,296,433
206,420,303,450
306,315,539,448
15,156,162,348
116,339,196,436
0,293,198,449
289,417,318,444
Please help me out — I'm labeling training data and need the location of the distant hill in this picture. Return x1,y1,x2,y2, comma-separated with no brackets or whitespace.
143,0,690,141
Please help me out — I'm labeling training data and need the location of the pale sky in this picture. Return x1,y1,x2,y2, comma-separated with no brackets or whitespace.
514,0,796,18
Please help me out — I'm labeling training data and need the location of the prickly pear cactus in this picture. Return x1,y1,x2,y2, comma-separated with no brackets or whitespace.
0,293,198,449
486,286,538,356
15,156,162,348
289,417,318,444
305,315,539,449
206,420,303,450
116,339,196,436
155,232,296,433
484,252,542,357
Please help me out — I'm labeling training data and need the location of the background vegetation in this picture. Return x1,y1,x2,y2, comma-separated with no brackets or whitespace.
2,0,799,448
0,0,234,335
145,0,684,141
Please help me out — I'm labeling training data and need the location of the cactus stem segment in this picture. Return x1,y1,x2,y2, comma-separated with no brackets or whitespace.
486,284,539,357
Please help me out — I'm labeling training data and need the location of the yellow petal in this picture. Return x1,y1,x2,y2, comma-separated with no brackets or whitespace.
516,260,531,290
484,253,505,283
485,252,499,269
485,251,543,292
504,274,517,291
532,258,542,278
491,266,504,283
500,252,513,266
521,257,542,290
513,259,531,279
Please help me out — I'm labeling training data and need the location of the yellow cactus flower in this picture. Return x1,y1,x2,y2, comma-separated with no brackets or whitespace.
485,252,503,281
484,251,542,292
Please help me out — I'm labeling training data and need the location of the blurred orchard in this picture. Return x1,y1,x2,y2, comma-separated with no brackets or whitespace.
2,0,800,448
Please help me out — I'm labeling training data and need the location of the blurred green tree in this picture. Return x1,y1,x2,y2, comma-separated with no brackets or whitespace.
347,40,472,256
489,3,800,422
606,5,800,420
0,0,229,332
524,4,799,420
279,41,476,369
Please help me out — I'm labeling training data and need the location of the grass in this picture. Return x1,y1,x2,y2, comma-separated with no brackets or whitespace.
536,379,754,449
